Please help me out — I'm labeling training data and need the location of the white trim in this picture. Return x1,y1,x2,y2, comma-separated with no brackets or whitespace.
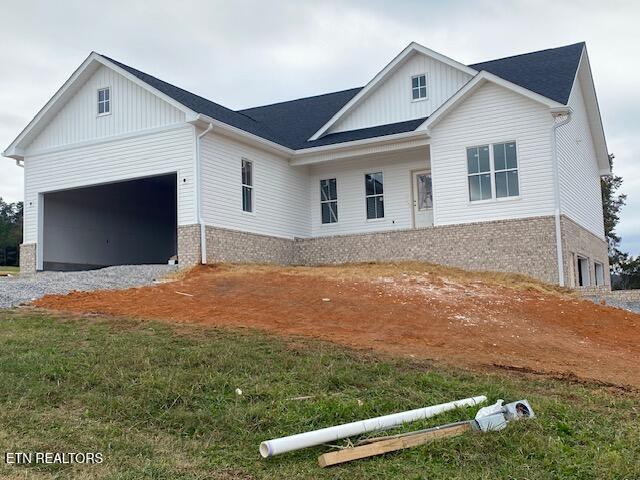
23,123,189,158
190,114,294,157
419,71,567,133
308,42,477,141
411,73,428,101
97,86,111,117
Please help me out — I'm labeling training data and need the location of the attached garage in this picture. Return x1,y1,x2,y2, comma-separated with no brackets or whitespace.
42,173,177,271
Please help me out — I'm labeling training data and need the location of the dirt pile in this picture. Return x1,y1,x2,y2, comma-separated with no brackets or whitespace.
33,264,640,388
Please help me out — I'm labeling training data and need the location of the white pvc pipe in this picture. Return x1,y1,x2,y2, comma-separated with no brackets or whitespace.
259,394,486,458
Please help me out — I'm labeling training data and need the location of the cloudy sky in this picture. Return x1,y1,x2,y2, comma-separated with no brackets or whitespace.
1,0,638,254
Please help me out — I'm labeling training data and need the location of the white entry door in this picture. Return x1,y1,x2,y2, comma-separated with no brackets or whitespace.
412,170,434,228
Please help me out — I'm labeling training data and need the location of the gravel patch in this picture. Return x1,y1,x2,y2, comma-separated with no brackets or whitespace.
0,264,177,308
584,296,640,314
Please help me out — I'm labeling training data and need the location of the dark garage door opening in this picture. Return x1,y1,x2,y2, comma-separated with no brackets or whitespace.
43,174,177,271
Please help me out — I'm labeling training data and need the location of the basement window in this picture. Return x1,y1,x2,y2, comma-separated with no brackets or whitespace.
365,172,384,219
320,178,338,224
411,74,427,100
241,159,253,213
97,87,110,115
595,261,605,286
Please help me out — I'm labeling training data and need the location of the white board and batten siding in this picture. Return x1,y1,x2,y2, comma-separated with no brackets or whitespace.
200,132,310,239
23,125,196,244
329,52,471,134
308,148,429,237
429,82,556,226
22,65,196,245
28,65,186,152
556,79,605,239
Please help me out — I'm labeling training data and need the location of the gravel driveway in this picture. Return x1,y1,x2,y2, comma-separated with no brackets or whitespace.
0,265,177,308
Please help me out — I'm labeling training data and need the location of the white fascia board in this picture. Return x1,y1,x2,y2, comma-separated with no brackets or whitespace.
3,53,100,160
2,52,198,161
189,114,294,157
576,47,610,174
290,130,429,166
418,71,566,133
308,42,478,141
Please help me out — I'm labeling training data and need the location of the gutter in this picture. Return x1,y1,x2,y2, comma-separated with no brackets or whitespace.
195,123,214,264
550,108,573,287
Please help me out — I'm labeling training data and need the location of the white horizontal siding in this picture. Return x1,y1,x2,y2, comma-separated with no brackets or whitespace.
27,65,185,153
330,53,471,134
23,125,196,243
430,82,556,225
309,149,429,236
200,132,310,239
557,79,605,238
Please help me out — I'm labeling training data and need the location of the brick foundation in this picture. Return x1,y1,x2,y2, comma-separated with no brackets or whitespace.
294,216,560,284
177,224,201,268
560,216,610,290
205,226,294,264
19,243,37,274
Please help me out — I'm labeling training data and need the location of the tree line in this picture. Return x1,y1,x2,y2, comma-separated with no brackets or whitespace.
602,154,640,289
0,198,23,266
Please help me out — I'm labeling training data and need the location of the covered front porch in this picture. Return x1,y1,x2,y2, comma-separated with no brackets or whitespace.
293,140,434,237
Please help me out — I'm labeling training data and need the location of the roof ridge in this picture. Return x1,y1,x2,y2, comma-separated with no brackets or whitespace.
469,42,585,67
238,86,363,112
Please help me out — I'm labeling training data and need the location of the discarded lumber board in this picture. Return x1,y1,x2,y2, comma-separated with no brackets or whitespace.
318,422,472,467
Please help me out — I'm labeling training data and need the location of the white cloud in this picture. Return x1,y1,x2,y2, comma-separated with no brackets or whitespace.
1,0,638,253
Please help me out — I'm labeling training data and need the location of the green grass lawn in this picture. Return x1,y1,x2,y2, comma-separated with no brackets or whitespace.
0,266,19,275
0,310,638,479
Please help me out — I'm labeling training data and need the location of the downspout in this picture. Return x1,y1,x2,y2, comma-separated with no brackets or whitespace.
195,123,214,264
551,110,572,287
15,159,24,168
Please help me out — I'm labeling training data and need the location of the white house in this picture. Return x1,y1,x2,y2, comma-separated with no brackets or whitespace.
3,42,610,288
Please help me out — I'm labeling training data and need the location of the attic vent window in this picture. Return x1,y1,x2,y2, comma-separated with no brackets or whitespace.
411,74,427,100
98,87,110,115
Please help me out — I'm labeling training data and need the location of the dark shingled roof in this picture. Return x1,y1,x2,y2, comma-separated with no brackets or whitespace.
98,42,583,150
469,42,584,105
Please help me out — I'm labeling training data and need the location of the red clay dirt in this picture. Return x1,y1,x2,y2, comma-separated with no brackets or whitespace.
33,264,640,389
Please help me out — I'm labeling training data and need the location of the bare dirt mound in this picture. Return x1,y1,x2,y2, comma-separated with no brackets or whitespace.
33,263,640,388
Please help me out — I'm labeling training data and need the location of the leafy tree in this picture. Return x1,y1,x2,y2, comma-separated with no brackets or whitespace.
601,154,628,272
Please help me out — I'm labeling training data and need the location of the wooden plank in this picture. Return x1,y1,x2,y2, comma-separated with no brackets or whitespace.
318,422,472,468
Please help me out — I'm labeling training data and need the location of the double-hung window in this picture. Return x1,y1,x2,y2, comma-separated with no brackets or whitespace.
320,178,338,224
467,142,519,201
493,142,519,198
411,74,427,100
97,87,110,115
467,145,492,201
365,172,384,219
241,159,253,212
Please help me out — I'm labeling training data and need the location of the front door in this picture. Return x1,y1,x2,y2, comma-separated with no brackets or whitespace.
412,170,433,228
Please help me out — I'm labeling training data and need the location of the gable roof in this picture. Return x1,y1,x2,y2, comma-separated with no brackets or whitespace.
4,43,593,159
307,42,477,141
469,42,584,105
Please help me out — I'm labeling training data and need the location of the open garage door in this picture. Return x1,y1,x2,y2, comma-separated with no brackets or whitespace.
42,174,177,271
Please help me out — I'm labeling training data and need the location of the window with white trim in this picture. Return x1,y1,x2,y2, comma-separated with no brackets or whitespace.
411,74,427,100
365,172,384,219
241,159,253,212
466,141,520,201
97,87,110,115
493,142,519,198
467,145,492,201
320,178,338,224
